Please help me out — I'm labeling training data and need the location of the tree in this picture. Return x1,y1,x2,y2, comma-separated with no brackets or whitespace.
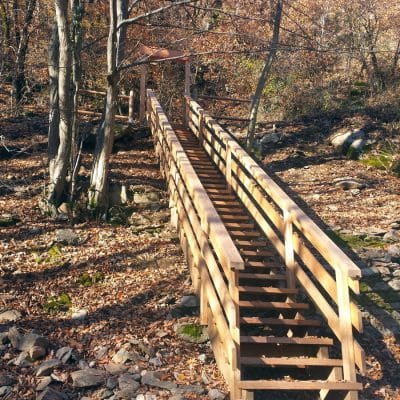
246,0,283,149
47,0,72,212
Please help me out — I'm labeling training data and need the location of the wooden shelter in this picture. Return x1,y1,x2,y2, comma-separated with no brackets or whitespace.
138,45,191,125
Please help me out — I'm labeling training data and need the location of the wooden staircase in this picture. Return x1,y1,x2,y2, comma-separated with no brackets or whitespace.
146,90,365,400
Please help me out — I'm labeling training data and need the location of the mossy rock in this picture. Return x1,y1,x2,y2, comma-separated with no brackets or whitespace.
175,323,209,344
0,213,20,227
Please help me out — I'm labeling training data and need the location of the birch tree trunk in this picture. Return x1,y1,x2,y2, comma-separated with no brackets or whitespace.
48,18,59,180
246,0,283,149
88,0,119,215
47,0,72,209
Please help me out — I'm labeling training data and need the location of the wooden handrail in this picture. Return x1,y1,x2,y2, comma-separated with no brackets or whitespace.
185,96,365,377
79,88,130,100
148,90,244,273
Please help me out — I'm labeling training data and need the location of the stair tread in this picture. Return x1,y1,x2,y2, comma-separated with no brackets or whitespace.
224,222,254,229
244,261,281,268
230,231,262,238
240,317,321,327
241,250,275,257
239,380,362,390
239,286,298,295
240,336,333,345
235,240,268,247
241,356,342,367
239,273,286,280
239,300,309,310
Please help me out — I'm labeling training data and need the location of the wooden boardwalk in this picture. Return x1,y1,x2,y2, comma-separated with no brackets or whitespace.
146,90,365,400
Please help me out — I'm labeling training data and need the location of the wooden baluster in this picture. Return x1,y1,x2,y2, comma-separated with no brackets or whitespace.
140,64,147,125
226,139,233,193
128,90,134,123
336,269,358,400
198,109,204,146
284,209,296,289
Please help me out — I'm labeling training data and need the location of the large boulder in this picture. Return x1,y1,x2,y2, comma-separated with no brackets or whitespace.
329,128,367,157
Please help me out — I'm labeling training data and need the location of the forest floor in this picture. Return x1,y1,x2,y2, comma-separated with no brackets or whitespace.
0,111,399,400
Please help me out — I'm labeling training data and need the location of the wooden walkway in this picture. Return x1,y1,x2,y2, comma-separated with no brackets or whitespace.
146,90,365,400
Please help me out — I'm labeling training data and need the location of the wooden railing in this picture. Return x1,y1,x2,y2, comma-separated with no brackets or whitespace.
147,90,244,396
185,96,366,382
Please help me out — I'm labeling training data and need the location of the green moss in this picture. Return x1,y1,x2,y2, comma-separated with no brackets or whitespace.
328,231,385,249
32,244,63,265
180,323,203,339
43,293,72,314
76,272,104,287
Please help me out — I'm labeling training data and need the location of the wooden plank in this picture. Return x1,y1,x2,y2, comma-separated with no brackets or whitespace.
197,94,251,103
239,380,362,391
239,301,309,310
240,317,321,327
77,109,128,120
241,357,342,367
79,88,130,100
239,286,298,295
240,336,333,345
239,272,286,281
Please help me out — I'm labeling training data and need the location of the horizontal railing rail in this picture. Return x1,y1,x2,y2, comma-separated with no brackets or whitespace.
185,96,366,380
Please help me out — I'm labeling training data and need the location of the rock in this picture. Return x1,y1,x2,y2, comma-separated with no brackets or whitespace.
118,373,140,394
0,374,16,387
383,230,400,243
169,396,184,400
70,369,105,388
0,213,19,227
208,388,226,400
260,132,282,146
35,377,52,392
11,351,32,367
30,345,47,360
106,376,119,390
0,386,12,397
95,346,109,360
56,346,73,363
334,179,366,190
179,295,199,308
7,327,21,348
97,388,114,399
198,354,207,363
105,362,128,375
0,332,8,345
0,310,21,323
141,371,177,391
128,213,151,227
388,279,400,291
149,356,162,367
130,185,161,208
329,128,366,154
175,323,209,344
16,333,49,353
388,244,400,258
112,348,137,364
172,384,206,395
35,359,61,377
36,387,69,400
78,360,89,369
71,309,88,320
109,184,129,206
55,229,81,245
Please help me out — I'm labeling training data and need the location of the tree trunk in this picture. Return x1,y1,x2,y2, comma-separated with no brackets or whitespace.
88,0,119,215
246,0,283,150
13,0,36,104
48,18,59,180
70,0,85,203
47,0,72,209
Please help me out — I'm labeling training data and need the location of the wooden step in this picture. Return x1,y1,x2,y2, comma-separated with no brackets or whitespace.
239,273,286,281
240,317,321,327
241,356,342,367
229,230,261,238
239,380,362,391
241,249,275,258
225,222,255,230
220,214,250,222
239,300,309,310
235,240,267,248
240,336,333,345
216,207,245,215
239,286,298,295
244,261,282,268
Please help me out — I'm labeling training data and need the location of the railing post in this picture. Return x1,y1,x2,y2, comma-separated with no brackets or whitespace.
184,96,190,128
128,90,134,123
226,139,233,193
336,270,358,398
198,109,204,146
283,209,296,289
140,64,147,126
